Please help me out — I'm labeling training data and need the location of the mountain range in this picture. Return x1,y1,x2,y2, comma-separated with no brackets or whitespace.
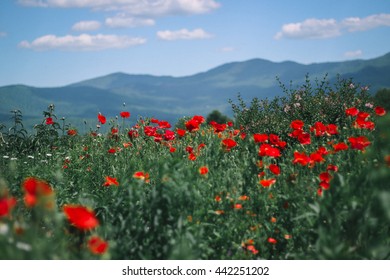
1,52,390,129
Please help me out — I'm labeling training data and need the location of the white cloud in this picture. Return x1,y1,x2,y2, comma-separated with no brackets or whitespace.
0,32,7,37
344,50,363,58
157,28,213,40
72,20,101,31
105,14,155,28
17,0,221,16
275,13,390,40
19,33,146,51
275,18,340,40
342,13,390,32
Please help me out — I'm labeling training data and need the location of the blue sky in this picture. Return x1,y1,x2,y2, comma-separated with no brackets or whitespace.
0,0,389,87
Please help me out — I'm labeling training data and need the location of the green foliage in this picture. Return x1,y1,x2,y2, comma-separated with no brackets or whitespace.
230,75,372,136
206,110,232,124
0,76,389,260
374,88,390,111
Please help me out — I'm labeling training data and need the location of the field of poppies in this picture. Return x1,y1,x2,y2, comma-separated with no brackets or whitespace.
1,77,389,260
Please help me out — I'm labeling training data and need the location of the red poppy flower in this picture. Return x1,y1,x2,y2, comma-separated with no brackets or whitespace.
67,129,77,136
346,107,359,116
269,164,281,175
310,122,327,137
310,152,325,163
238,195,249,201
144,126,157,137
317,146,328,155
198,143,206,151
123,142,132,148
269,134,280,145
111,127,119,135
0,196,17,218
108,148,116,154
326,124,338,135
63,205,99,231
297,131,311,145
253,134,268,143
199,166,209,175
357,111,370,121
150,118,159,123
326,164,338,172
214,195,222,202
46,117,54,125
260,178,276,188
319,172,332,183
319,181,330,190
163,130,175,141
185,115,205,132
97,113,106,124
292,151,310,166
333,142,349,152
290,120,304,130
267,237,277,244
188,153,197,161
222,138,237,151
103,176,119,187
120,111,130,118
210,121,227,133
128,129,139,139
258,144,281,158
353,119,375,130
176,128,186,137
375,106,386,116
185,118,201,132
289,129,302,138
133,171,150,183
348,136,371,151
276,140,287,149
158,120,171,129
192,115,205,124
246,245,259,255
154,134,163,142
22,177,54,208
88,236,109,255
233,203,243,209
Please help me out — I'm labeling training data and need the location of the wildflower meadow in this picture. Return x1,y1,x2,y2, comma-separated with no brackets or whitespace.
0,77,389,260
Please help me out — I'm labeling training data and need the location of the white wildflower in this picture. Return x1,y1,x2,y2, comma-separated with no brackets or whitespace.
0,223,9,235
16,242,32,252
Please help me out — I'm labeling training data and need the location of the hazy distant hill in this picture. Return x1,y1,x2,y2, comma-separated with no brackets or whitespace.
1,52,390,128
